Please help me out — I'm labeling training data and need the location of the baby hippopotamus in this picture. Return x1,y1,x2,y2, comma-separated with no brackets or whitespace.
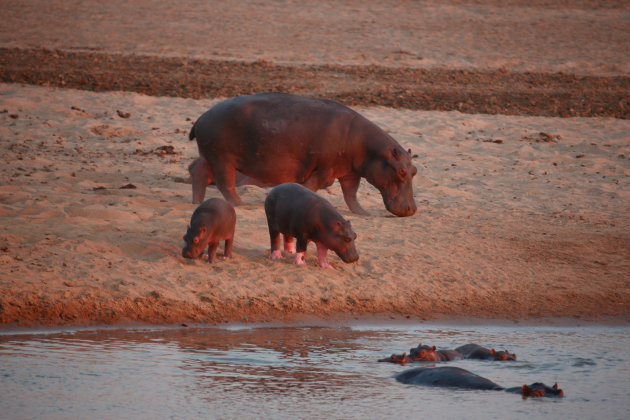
264,183,359,268
395,367,564,398
182,198,236,263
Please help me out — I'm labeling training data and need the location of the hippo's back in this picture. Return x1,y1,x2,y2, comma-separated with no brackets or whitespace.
193,198,236,223
395,367,502,390
192,93,357,144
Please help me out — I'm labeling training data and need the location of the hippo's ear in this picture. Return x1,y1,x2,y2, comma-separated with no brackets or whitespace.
553,383,558,389
491,349,496,355
521,385,529,395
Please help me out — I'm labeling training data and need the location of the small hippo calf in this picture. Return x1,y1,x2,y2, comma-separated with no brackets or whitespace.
264,183,359,268
395,367,564,398
182,198,236,263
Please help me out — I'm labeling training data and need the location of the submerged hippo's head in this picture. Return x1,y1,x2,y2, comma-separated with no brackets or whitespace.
409,344,438,361
491,349,517,361
182,224,209,259
520,383,564,398
320,218,359,263
365,146,417,217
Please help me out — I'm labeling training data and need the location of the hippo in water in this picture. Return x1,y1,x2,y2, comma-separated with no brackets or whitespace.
395,367,564,398
378,343,462,364
188,93,417,216
264,183,358,268
182,198,236,263
455,343,517,361
379,343,517,364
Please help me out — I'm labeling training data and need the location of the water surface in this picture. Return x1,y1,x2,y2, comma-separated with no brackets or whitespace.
1,323,628,419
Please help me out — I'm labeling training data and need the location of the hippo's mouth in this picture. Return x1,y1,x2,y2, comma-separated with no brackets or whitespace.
384,195,417,217
336,247,359,263
182,247,204,259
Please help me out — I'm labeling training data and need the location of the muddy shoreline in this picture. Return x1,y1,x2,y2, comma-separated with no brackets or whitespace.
2,47,628,119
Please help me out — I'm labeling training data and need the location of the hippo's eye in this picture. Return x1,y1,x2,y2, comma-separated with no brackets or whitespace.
193,237,200,245
344,236,352,243
397,167,407,180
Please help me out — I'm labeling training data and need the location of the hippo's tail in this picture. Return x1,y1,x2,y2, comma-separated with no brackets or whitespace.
188,121,196,141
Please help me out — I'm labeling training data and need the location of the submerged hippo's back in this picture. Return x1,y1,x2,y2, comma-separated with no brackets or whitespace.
395,367,503,390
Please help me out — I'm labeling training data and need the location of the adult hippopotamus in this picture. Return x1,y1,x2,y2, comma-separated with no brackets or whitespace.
188,93,417,217
264,183,358,268
395,367,564,398
455,343,517,361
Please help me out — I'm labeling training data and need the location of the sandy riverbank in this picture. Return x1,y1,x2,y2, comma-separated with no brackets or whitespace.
1,84,628,327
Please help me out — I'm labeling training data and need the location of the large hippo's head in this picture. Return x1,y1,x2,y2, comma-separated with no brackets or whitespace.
182,224,209,259
364,146,417,217
320,219,359,263
520,383,564,398
491,349,517,361
409,344,438,361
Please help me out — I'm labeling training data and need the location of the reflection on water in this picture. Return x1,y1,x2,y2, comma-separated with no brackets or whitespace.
1,324,629,419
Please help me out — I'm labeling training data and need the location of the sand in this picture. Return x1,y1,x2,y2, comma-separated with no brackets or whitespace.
0,0,629,327
1,84,628,327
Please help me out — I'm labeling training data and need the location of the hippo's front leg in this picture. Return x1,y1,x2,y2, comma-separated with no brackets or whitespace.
207,242,219,263
315,242,332,269
338,174,369,215
223,238,233,260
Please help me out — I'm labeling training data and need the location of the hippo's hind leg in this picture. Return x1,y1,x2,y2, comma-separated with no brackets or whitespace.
338,174,369,215
213,162,243,206
207,241,219,263
283,234,296,254
268,228,283,260
293,236,309,265
189,157,214,204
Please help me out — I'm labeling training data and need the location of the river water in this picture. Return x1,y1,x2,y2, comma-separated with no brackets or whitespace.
1,323,629,419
